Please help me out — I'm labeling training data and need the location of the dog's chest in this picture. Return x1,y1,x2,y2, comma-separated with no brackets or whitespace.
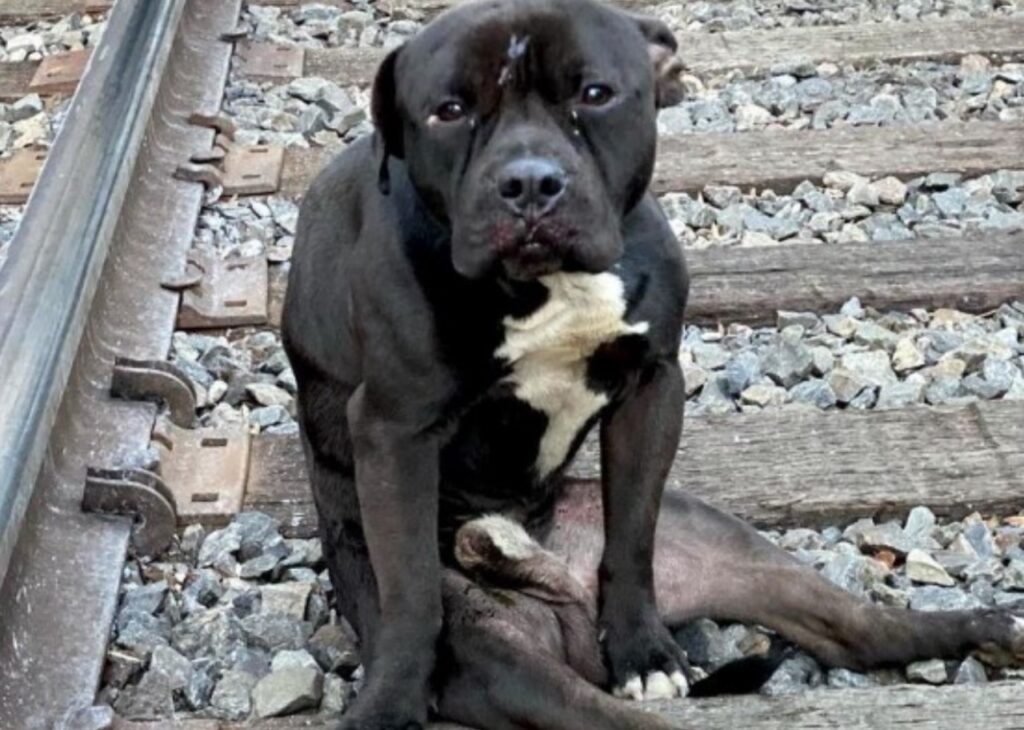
496,272,648,478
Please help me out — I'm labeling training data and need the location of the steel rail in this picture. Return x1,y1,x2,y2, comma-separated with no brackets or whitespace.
0,0,185,584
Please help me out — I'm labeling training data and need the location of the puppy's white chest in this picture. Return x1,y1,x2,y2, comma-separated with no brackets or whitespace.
496,272,648,478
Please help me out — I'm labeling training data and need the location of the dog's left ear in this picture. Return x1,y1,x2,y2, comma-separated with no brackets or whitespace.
631,15,685,108
371,46,405,193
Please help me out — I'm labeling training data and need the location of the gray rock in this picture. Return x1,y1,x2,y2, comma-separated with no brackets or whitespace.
287,76,328,103
789,379,837,409
904,506,937,540
827,668,876,689
821,553,873,595
826,367,867,404
179,524,206,563
321,674,352,714
953,657,989,684
857,521,913,556
252,667,324,718
724,351,761,395
740,383,788,407
762,337,814,388
281,539,323,568
910,586,984,612
703,185,743,209
197,524,242,569
183,663,215,710
210,669,257,720
272,649,321,672
963,521,997,558
777,311,821,331
121,581,168,616
115,612,171,655
1003,559,1024,590
923,172,962,191
261,582,312,619
761,654,823,696
854,320,899,351
113,646,191,719
308,622,361,675
926,376,966,405
690,374,737,416
242,613,313,653
875,377,926,410
171,608,246,660
906,659,949,684
11,93,44,122
246,382,293,408
840,350,898,387
235,511,283,561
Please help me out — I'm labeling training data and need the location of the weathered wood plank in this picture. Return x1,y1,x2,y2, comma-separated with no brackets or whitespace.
115,682,1024,729
245,399,1024,538
264,230,1024,327
652,120,1024,195
0,62,41,102
686,233,1024,326
298,16,1024,88
0,0,110,22
281,121,1024,199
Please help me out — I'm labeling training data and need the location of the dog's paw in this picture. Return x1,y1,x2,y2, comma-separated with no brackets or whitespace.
337,692,426,730
612,669,689,701
603,615,690,701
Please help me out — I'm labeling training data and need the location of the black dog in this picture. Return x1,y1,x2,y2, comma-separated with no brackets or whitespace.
283,1,1024,728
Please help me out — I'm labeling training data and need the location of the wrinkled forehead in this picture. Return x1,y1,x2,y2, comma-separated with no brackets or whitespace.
395,0,650,112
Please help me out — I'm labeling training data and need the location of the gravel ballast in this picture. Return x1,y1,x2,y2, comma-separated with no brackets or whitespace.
98,507,1024,720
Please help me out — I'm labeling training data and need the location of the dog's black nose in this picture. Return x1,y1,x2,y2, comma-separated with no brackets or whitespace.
497,157,567,218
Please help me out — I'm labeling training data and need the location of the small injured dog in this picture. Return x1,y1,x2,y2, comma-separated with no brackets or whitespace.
280,0,1024,727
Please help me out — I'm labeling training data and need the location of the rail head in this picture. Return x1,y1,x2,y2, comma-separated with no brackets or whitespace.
0,0,188,585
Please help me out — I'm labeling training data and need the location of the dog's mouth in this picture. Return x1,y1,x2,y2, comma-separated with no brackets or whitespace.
492,218,577,279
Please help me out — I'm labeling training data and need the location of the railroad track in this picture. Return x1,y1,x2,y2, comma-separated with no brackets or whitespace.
0,0,1022,728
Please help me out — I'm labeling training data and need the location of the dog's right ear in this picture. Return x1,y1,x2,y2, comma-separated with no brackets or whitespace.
371,46,404,194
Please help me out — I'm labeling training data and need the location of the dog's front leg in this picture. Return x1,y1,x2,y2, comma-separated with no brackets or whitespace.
344,384,442,730
598,359,690,702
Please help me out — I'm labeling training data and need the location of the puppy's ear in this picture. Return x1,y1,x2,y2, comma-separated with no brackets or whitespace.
631,14,685,108
371,46,404,193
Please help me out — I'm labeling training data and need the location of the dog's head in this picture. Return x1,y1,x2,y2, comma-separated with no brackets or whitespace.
372,0,683,281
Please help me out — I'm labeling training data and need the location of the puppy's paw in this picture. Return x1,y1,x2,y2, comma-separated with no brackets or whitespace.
604,614,690,701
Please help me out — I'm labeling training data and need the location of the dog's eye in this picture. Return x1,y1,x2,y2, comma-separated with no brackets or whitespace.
580,84,614,107
435,100,467,122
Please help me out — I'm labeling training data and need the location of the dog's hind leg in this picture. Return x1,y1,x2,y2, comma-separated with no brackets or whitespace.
549,482,1024,672
436,572,681,730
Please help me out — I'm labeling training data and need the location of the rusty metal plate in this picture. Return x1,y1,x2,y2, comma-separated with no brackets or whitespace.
177,249,269,329
223,145,284,196
236,41,305,79
0,149,46,204
152,418,251,527
28,49,91,95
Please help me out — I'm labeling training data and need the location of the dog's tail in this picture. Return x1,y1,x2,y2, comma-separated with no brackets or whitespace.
687,639,794,698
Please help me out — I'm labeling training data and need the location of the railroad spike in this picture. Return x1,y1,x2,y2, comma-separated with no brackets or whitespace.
110,357,198,429
82,468,177,558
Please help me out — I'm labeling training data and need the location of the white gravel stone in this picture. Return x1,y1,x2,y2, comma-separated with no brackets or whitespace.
906,549,956,587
